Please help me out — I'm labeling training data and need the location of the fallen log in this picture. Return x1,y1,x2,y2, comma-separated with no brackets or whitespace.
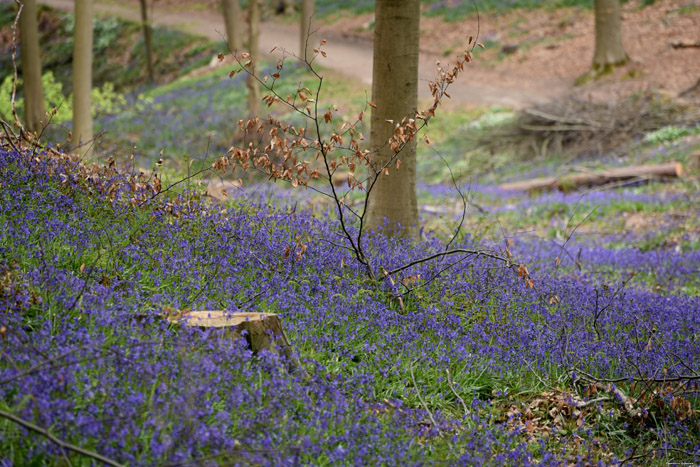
500,161,683,192
670,40,700,49
169,310,308,377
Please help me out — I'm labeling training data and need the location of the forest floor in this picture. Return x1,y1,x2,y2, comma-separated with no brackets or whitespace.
37,0,700,109
2,2,700,465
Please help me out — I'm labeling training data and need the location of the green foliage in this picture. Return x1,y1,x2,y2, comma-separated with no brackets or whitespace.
58,12,121,55
0,3,219,95
643,125,698,145
0,72,73,123
0,72,126,125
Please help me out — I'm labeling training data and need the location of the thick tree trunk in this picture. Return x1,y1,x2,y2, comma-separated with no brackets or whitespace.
72,0,93,157
221,0,244,53
593,0,627,70
246,0,260,116
139,0,155,82
499,162,683,192
365,0,420,240
300,0,315,61
19,0,45,133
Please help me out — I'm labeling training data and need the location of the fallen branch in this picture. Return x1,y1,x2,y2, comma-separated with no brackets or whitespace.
500,161,683,192
0,409,124,467
572,374,643,419
410,360,442,436
670,40,700,49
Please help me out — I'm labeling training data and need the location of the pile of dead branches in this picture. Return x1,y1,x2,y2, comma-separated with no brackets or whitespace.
485,92,700,159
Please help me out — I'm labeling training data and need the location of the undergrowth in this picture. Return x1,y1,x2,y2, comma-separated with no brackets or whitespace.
0,140,698,465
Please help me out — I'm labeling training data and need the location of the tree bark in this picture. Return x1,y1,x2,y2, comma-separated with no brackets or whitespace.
300,0,315,61
139,0,155,82
72,0,93,157
365,0,420,240
246,0,260,117
499,162,683,192
593,0,627,70
19,0,45,133
221,0,244,53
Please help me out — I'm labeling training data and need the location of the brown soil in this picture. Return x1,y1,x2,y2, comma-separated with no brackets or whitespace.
38,0,700,109
323,0,700,104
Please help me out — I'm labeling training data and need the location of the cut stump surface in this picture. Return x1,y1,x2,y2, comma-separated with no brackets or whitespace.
169,311,307,377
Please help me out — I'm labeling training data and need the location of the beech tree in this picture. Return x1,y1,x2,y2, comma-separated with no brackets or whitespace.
139,0,155,82
365,0,420,240
19,0,45,132
221,0,243,52
593,0,627,71
72,0,93,156
246,0,260,116
300,0,315,60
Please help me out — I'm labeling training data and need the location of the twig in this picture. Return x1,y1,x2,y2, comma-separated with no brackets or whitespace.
572,373,643,419
384,248,517,277
10,0,25,138
137,165,212,207
522,358,559,392
576,396,610,408
445,369,469,416
410,360,442,436
0,409,125,467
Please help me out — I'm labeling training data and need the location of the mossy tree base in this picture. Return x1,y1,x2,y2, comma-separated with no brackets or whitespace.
575,58,628,86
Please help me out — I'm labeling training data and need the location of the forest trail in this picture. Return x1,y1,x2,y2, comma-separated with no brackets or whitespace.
38,0,567,109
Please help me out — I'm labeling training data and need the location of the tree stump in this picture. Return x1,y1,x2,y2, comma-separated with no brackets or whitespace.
168,311,308,378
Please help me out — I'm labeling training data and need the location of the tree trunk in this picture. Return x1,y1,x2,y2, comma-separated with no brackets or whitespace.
72,0,93,157
365,0,420,240
139,0,155,82
246,0,260,117
593,0,627,70
221,0,244,53
19,0,45,133
300,0,315,61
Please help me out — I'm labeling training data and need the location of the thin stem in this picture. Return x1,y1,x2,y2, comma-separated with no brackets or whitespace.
0,409,125,467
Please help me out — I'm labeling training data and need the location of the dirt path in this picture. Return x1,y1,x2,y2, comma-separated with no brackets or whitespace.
39,0,567,109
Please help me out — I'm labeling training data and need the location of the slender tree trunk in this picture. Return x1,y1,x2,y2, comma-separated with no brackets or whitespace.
365,0,420,240
221,0,244,53
139,0,155,82
593,0,627,70
246,0,260,117
300,0,315,61
73,0,93,156
19,0,45,133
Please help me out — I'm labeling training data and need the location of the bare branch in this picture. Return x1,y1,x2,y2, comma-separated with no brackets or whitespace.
0,409,125,467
